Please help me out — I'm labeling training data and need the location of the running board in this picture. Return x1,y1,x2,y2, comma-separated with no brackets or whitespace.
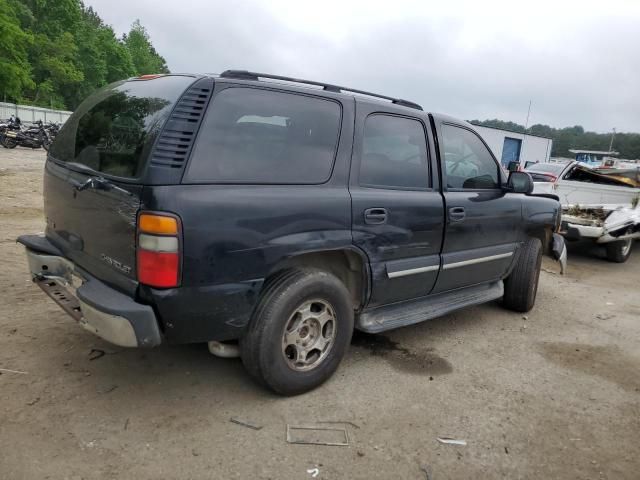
356,281,504,333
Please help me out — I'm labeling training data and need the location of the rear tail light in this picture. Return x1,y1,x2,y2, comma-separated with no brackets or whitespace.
137,212,181,288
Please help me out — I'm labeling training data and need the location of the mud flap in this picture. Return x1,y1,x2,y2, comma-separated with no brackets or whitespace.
551,233,567,275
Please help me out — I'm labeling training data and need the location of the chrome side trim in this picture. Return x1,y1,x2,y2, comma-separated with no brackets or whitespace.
387,265,439,278
443,252,513,270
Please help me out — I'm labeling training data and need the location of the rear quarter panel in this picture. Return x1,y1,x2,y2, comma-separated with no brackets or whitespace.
140,95,356,343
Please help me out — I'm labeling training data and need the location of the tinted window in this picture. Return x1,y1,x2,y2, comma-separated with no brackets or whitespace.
359,115,429,189
50,76,194,178
184,88,341,183
442,125,500,189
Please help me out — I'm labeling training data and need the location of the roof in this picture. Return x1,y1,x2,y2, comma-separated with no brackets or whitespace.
569,149,619,155
470,122,552,140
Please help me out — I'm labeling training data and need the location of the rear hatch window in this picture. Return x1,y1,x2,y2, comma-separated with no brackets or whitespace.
49,75,196,179
43,75,196,293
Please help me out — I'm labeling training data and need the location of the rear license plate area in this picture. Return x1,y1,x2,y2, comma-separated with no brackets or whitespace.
35,277,83,322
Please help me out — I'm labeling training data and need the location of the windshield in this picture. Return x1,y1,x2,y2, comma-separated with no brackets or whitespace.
49,75,195,179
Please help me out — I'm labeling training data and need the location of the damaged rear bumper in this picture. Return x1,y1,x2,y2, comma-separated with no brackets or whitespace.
17,234,162,348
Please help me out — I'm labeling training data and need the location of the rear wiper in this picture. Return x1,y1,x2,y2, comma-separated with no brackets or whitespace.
66,164,132,196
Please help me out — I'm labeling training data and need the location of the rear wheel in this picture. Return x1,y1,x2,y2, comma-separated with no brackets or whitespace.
605,239,633,263
240,269,353,395
503,237,542,313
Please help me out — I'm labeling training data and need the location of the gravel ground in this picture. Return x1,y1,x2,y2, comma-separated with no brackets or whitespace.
1,148,638,480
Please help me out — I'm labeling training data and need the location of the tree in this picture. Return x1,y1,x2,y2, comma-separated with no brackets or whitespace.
0,1,169,110
0,0,35,101
124,20,169,75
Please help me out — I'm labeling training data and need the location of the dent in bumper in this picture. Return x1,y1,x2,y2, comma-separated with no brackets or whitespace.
20,235,161,348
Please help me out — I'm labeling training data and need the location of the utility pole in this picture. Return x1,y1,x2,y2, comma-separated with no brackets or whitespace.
608,127,616,152
519,100,532,166
524,100,532,131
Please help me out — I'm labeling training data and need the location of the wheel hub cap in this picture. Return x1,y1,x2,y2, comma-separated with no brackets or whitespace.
282,300,336,371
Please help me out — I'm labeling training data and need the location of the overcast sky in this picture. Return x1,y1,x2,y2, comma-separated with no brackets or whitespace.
86,0,639,133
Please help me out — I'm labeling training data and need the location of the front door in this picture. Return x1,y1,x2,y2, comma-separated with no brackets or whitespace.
350,107,445,308
433,121,523,293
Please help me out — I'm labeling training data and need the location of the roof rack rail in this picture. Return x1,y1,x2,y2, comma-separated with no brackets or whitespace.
219,70,423,111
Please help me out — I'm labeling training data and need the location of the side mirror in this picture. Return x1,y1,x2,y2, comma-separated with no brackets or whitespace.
507,171,534,194
507,161,520,172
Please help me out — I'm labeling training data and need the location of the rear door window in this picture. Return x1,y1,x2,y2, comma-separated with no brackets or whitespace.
184,88,342,184
49,75,195,178
359,114,430,190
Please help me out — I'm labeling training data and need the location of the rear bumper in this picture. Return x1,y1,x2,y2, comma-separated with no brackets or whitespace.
18,234,162,348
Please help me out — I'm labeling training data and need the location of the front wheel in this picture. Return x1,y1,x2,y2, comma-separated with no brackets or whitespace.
605,239,633,263
240,269,354,395
503,237,542,313
1,137,17,149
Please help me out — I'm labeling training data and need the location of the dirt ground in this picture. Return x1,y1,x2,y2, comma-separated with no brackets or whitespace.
1,148,638,480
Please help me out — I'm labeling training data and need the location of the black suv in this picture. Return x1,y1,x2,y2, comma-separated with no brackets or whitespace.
19,71,566,395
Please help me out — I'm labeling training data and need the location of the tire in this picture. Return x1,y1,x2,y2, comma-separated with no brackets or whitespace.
240,268,354,395
1,137,17,149
503,237,543,313
605,239,633,263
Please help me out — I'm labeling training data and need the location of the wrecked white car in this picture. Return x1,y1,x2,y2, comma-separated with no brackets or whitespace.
532,161,640,263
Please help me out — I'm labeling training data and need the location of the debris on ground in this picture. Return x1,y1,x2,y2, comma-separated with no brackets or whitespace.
420,464,433,480
88,348,106,361
437,437,467,446
26,397,40,406
286,424,349,446
317,420,360,429
0,368,28,374
230,417,263,430
595,313,615,320
306,467,320,477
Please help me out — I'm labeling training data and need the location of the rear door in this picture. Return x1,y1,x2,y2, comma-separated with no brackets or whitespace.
44,75,197,293
350,104,445,308
432,120,522,293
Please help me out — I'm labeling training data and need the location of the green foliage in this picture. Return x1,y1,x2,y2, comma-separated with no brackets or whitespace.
0,0,168,109
471,119,640,160
124,20,169,76
0,0,35,101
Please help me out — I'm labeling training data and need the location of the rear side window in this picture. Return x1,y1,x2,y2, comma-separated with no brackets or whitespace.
359,114,429,190
441,124,500,189
50,76,195,178
184,88,341,184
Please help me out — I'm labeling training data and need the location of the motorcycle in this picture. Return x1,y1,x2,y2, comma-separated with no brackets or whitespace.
1,120,51,150
44,122,60,142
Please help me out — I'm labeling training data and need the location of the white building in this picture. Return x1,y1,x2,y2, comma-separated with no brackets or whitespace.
472,124,553,168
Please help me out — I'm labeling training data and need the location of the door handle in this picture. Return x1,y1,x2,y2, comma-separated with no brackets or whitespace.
448,206,466,222
364,208,388,225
